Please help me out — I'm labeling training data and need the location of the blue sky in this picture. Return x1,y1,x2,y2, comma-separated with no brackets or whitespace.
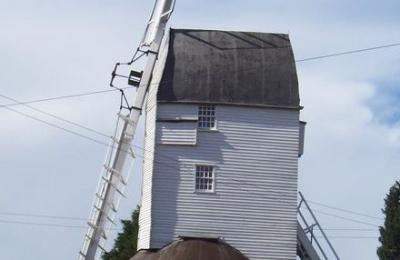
0,1,399,259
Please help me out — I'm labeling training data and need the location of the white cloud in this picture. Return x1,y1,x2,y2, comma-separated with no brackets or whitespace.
298,68,400,260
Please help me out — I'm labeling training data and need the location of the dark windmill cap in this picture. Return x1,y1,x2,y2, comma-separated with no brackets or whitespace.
157,29,300,109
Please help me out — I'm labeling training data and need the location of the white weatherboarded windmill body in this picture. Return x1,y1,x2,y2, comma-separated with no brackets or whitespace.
79,1,338,259
137,29,305,260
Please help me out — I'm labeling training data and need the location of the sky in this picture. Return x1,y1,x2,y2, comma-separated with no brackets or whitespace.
0,0,399,259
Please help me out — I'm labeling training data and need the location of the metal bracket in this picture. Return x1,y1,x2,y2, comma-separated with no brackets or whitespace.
128,70,143,87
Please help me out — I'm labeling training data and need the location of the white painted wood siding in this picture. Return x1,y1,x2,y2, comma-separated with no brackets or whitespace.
141,103,300,260
156,121,197,145
136,85,156,250
157,103,198,120
137,36,169,249
137,80,157,250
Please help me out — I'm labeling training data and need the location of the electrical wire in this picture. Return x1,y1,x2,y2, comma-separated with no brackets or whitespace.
0,211,85,221
0,219,88,229
0,88,127,108
312,209,380,227
3,106,114,149
2,104,182,172
0,94,110,139
0,92,187,172
0,161,383,237
323,228,378,231
0,219,120,230
226,179,382,228
0,208,380,233
0,219,380,239
317,235,379,239
295,42,400,62
307,199,383,220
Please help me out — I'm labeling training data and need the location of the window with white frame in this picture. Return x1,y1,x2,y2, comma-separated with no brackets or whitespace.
198,104,216,129
195,165,215,192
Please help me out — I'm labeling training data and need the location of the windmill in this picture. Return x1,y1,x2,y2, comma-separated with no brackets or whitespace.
78,1,340,260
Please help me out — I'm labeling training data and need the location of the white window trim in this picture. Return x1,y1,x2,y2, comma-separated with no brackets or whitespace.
194,164,216,194
197,104,218,131
197,121,219,132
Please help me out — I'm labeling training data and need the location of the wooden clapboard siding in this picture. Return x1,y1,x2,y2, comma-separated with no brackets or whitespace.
139,103,300,260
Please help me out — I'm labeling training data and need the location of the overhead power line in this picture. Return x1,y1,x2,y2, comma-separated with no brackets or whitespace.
307,199,383,220
0,92,190,173
296,42,400,62
319,236,378,239
323,228,378,231
0,88,124,108
0,219,88,229
3,105,156,164
0,208,380,233
0,211,86,221
0,219,379,239
0,94,110,139
2,103,182,172
0,219,121,230
3,106,114,149
312,209,380,227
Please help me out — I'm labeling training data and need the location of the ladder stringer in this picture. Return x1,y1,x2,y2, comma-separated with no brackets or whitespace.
79,1,175,259
297,192,340,260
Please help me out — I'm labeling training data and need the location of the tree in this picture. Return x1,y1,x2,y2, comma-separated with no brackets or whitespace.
378,181,400,260
102,206,140,260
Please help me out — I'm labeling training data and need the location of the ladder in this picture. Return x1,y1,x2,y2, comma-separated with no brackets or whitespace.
297,192,340,260
79,1,175,259
79,114,135,259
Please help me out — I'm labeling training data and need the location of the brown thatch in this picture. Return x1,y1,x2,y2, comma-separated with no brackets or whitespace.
130,238,249,260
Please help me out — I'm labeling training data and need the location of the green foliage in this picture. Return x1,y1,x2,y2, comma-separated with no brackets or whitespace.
378,181,400,260
102,206,140,260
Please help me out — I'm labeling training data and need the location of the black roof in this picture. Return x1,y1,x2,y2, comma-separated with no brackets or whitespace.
157,29,300,109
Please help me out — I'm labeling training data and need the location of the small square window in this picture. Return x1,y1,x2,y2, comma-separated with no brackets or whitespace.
195,165,215,192
198,104,216,129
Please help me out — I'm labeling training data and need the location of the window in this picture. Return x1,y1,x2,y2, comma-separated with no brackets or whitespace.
195,165,215,192
198,104,216,129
